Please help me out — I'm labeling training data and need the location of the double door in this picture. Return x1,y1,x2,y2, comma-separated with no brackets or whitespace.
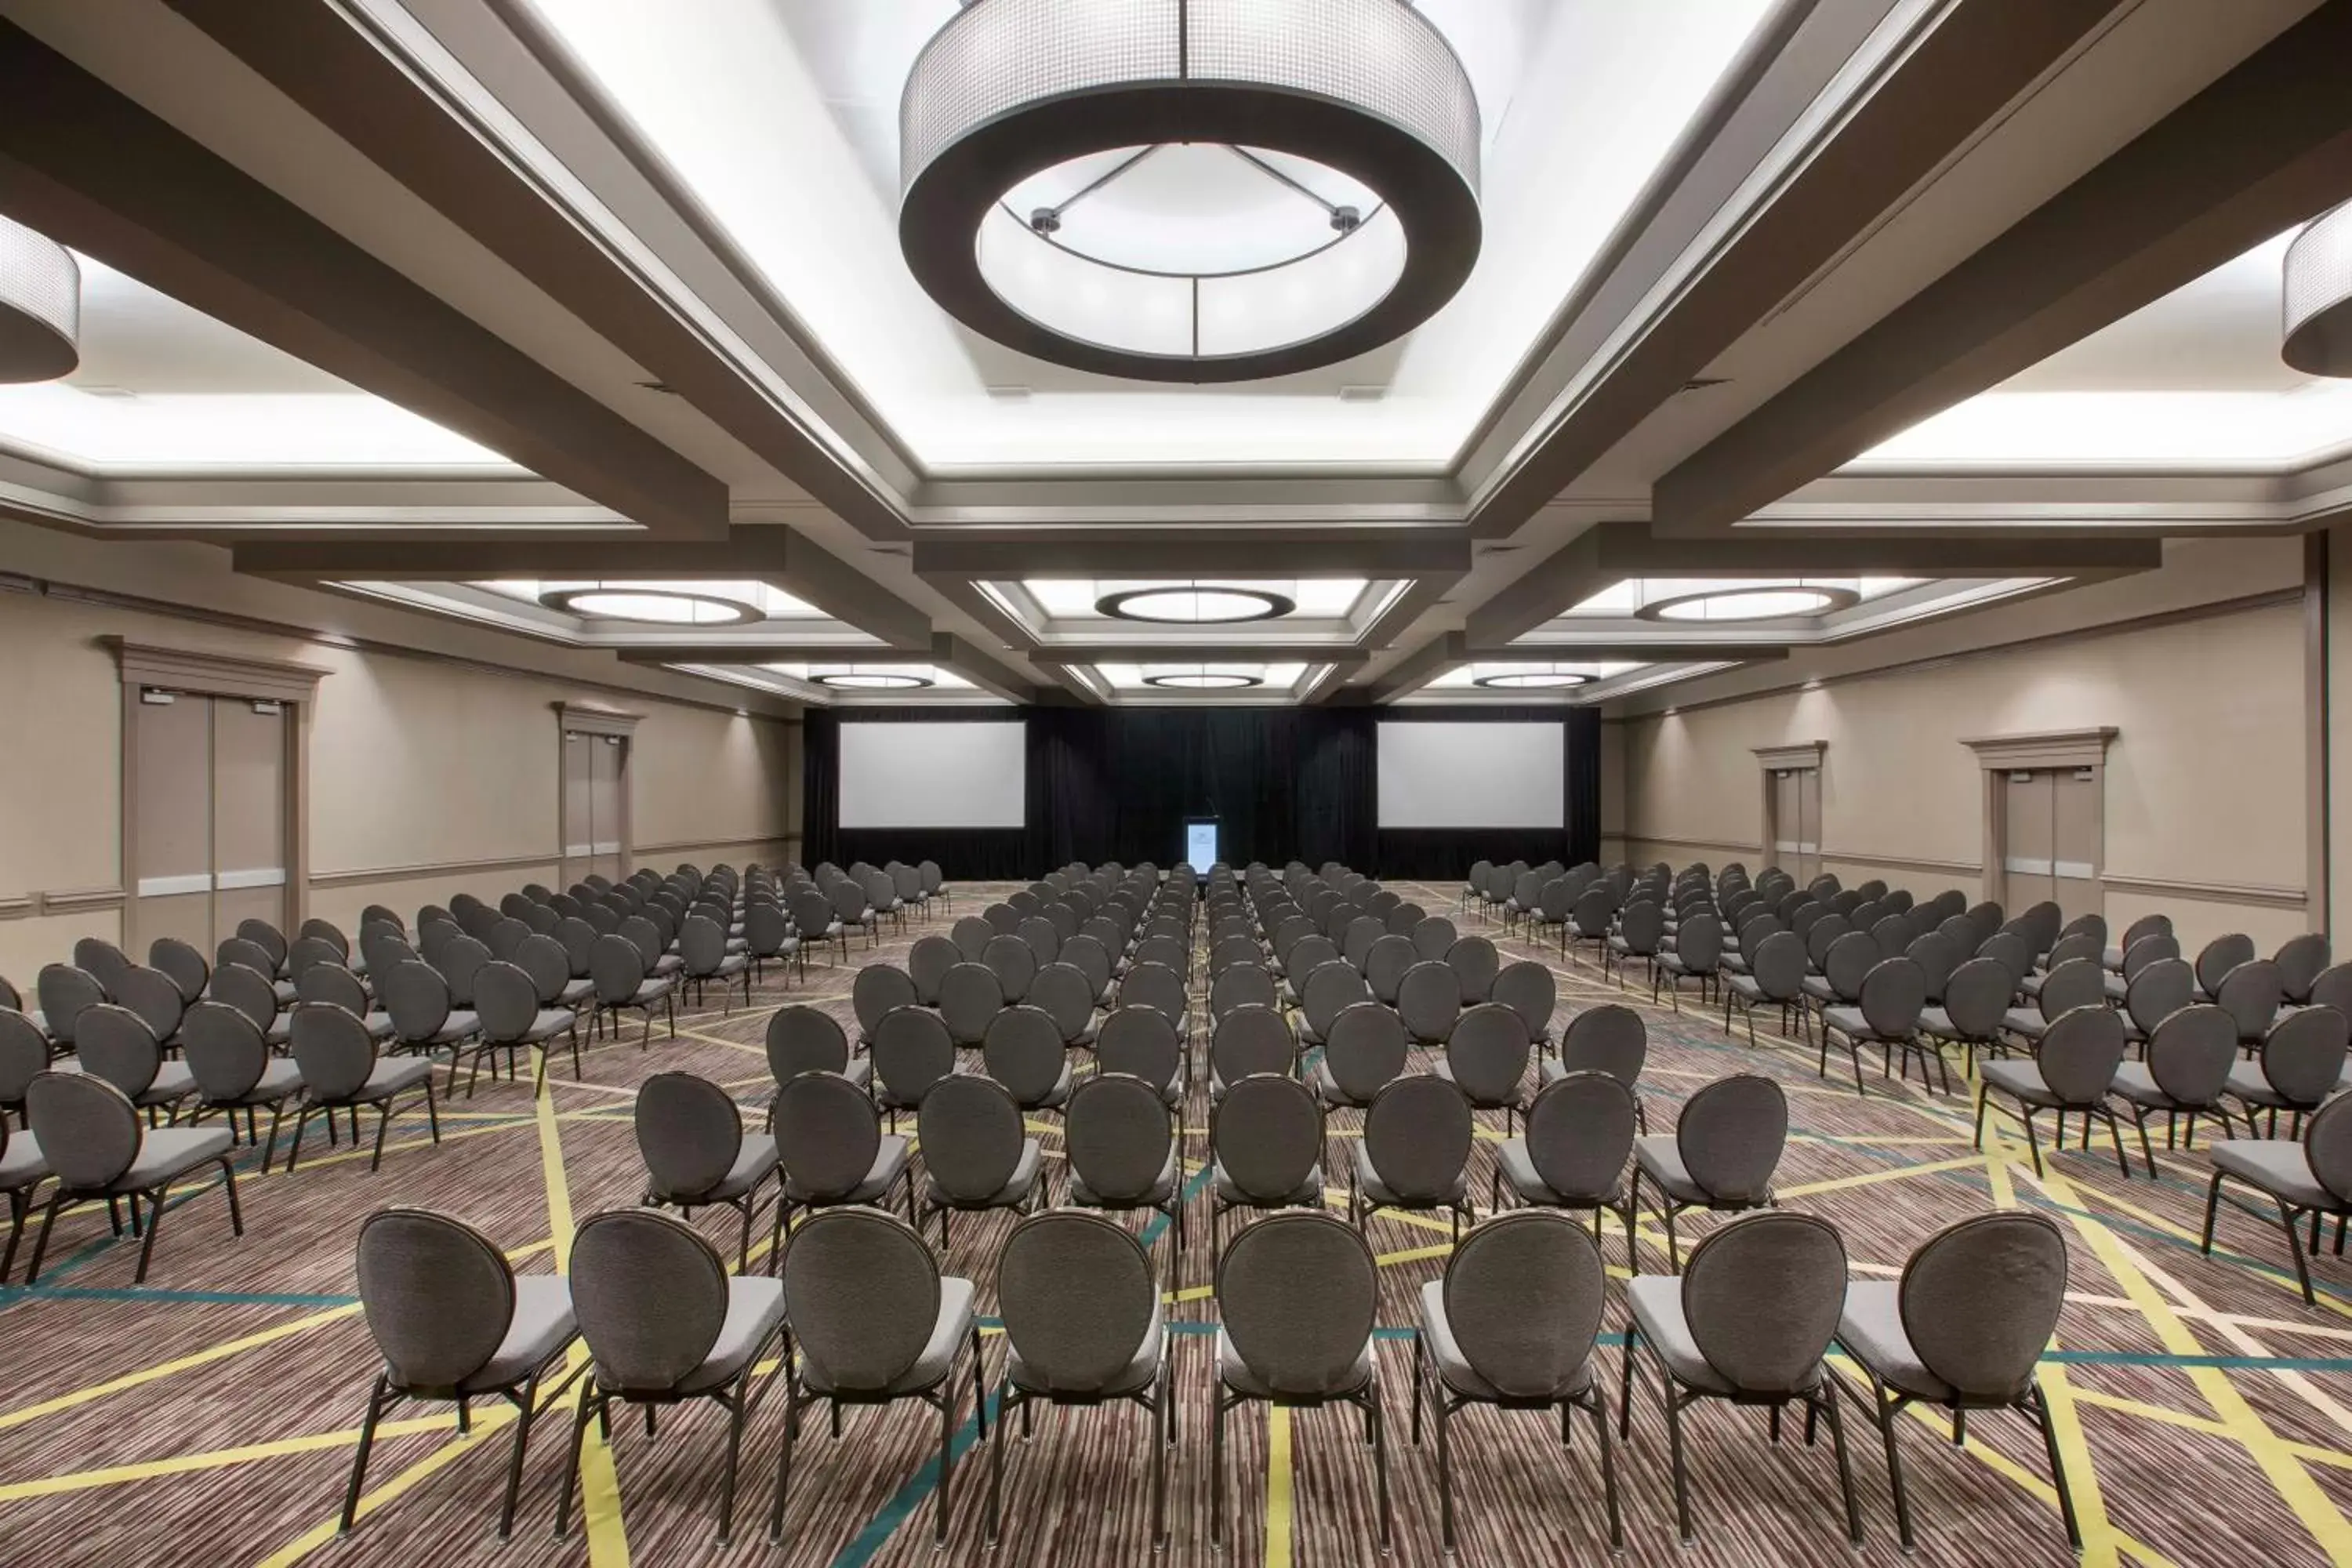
132,691,289,951
562,730,627,886
1998,767,2100,915
1768,767,1822,886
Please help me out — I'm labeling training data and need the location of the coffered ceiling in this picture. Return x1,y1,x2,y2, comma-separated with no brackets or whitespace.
0,0,2346,708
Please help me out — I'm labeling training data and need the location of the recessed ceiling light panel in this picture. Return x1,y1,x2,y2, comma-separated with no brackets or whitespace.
1632,581,1862,623
898,0,1481,382
1471,668,1592,690
538,584,764,625
1096,585,1296,624
811,666,936,690
1142,670,1264,689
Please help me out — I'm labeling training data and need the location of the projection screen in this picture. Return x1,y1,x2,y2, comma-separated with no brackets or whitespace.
839,722,1025,828
1376,721,1563,828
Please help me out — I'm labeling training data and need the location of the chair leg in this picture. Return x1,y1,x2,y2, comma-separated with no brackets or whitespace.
1819,1377,1862,1546
340,1374,392,1534
2101,1108,2132,1181
767,1378,802,1544
1370,1379,1392,1553
499,1370,544,1539
220,1156,243,1237
369,1100,395,1172
1434,1381,1454,1552
1659,1362,1695,1545
1617,1323,1639,1439
1210,1392,1227,1550
2027,1381,2085,1552
2278,1197,2318,1305
133,1182,169,1283
935,1382,957,1545
717,1378,750,1544
552,1384,600,1537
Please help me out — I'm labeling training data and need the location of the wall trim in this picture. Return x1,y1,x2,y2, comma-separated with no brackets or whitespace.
633,835,797,857
39,886,128,915
1754,741,1826,771
106,637,331,704
2101,873,2307,910
309,852,561,889
0,895,35,921
1961,727,2117,771
1624,833,1760,858
1819,850,1983,876
557,701,643,738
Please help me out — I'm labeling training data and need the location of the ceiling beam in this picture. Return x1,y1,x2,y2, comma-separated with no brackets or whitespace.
909,528,1472,579
1466,0,2123,535
0,20,728,541
1467,522,2161,646
624,633,1036,705
1653,0,2352,537
232,526,934,648
162,0,911,541
1025,645,1372,666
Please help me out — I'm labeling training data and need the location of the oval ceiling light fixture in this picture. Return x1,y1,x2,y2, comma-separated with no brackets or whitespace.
811,664,935,690
1632,579,1863,624
898,0,1480,383
1097,581,1296,624
538,580,765,626
1142,667,1264,689
1470,664,1592,691
2285,201,2352,376
0,214,80,383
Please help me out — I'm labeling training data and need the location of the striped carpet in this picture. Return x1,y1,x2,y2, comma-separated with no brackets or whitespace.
2,880,2349,1566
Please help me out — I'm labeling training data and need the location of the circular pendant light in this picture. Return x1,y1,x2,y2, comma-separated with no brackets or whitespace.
1632,579,1862,624
0,215,79,383
2285,201,2352,376
1470,665,1592,691
898,0,1481,383
538,583,765,625
812,666,935,690
1142,668,1264,689
1097,583,1296,624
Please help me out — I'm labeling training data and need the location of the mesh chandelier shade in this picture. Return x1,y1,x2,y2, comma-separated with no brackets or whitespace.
2285,201,2352,377
898,0,1481,382
0,214,79,383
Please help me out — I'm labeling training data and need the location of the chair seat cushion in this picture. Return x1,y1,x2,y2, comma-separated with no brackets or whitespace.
1980,1058,2060,1107
1210,1157,1322,1210
2107,1061,2189,1109
2019,972,2047,1000
2225,1066,2311,1110
2210,1138,2343,1211
361,1011,397,1043
786,1134,909,1206
2103,972,2129,1003
559,978,596,1007
2001,1007,2050,1040
627,979,674,1007
136,1061,199,1108
800,1276,975,1397
0,1130,49,1190
1069,1143,1179,1209
1835,1280,1953,1403
1008,1290,1163,1399
651,954,685,978
1918,1007,1971,1040
1421,1279,1592,1402
517,1008,577,1044
114,1125,235,1193
1496,1136,1621,1208
1311,1059,1372,1109
673,1276,788,1396
463,1275,579,1392
1632,1136,1725,1208
1820,1004,1871,1040
1720,954,1750,975
1352,1142,1467,1210
926,1139,1042,1211
1215,1324,1372,1401
425,1010,481,1046
1628,1274,1824,1397
272,979,298,1007
703,1133,781,1203
346,1055,437,1105
223,1059,305,1106
1800,976,1835,1004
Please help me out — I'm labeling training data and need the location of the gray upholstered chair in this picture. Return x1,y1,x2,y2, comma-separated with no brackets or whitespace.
1208,1073,1326,1263
1210,960,1279,1025
949,914,994,963
2003,956,2107,1046
1208,1004,1294,1099
2215,957,2288,1051
1819,956,1929,1095
1062,1073,1185,1276
1120,960,1189,1034
586,934,676,1047
72,1003,198,1121
2194,932,2258,1000
208,959,291,1049
1722,928,1806,1047
470,959,581,1094
987,1209,1174,1548
679,914,751,1012
1543,1003,1649,1133
1061,933,1116,1006
2201,1091,2352,1305
147,936,211,1007
1294,960,1367,1047
1919,956,2015,1081
1446,935,1500,1004
766,1005,870,1091
2224,1004,2349,1138
1414,1208,1620,1552
343,1209,580,1538
771,1069,915,1227
1279,936,1338,1005
1492,959,1556,1047
982,934,1037,1005
938,961,1005,1052
1096,1004,1185,1109
769,1206,983,1551
1350,1073,1475,1243
0,1006,46,1123
906,934,957,1007
1397,959,1461,1049
1029,961,1098,1049
872,1004,958,1131
1211,1209,1391,1553
379,957,482,1072
1436,1000,1532,1182
1365,934,1417,1007
1,1110,53,1283
287,1003,443,1172
982,1004,1073,1118
1412,916,1459,963
1621,1210,1860,1547
296,962,395,1044
743,902,804,985
2277,934,2334,1006
559,1208,786,1544
1975,1004,2130,1178
2107,1004,2241,1173
853,964,919,1051
1837,1211,2077,1552
1498,1070,1638,1262
2119,954,2196,1046
1604,900,1666,989
918,1073,1046,1250
1653,913,1722,1011
20,1071,241,1284
636,1071,781,1272
180,1000,305,1168
34,964,105,1054
1632,1073,1786,1271
1312,1000,1408,1132
111,964,187,1052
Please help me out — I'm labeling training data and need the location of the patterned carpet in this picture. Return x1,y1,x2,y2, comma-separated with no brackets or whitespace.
2,878,2349,1567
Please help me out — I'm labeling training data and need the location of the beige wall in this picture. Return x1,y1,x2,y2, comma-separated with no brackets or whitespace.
1616,539,2317,955
1597,718,1627,864
0,530,802,979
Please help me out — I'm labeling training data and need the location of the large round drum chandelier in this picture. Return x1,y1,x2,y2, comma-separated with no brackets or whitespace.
2285,201,2352,377
898,0,1481,383
0,215,79,383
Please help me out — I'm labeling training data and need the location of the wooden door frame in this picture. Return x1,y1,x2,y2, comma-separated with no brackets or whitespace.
1962,728,2115,909
556,702,641,884
1754,742,1826,880
108,638,328,953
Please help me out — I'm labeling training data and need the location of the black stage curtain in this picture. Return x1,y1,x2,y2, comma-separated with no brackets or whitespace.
800,705,1599,885
800,710,1031,880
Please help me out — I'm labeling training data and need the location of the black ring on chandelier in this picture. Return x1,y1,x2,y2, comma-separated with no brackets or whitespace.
539,586,765,626
814,671,935,690
1632,585,1863,624
1471,671,1592,690
1142,672,1265,689
1096,586,1295,624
